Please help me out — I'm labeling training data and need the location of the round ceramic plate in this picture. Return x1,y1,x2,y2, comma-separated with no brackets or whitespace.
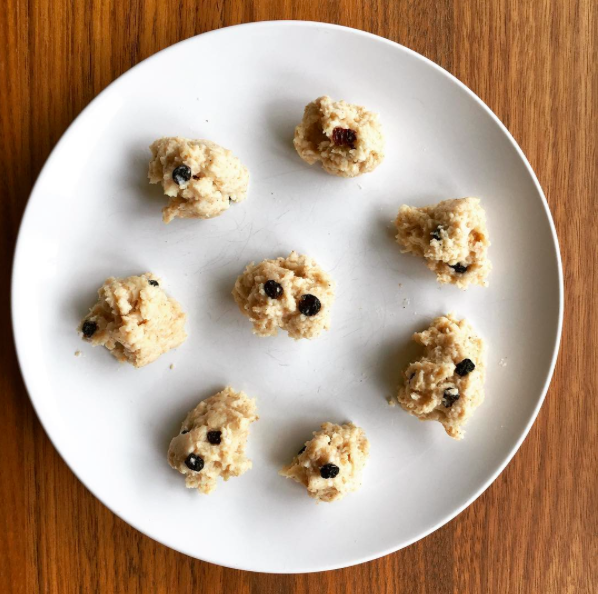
12,21,562,573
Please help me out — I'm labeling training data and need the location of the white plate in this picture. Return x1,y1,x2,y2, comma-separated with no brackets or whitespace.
12,21,563,573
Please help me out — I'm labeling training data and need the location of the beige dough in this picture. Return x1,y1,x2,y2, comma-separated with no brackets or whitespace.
280,422,369,503
148,136,249,223
167,387,258,494
232,251,336,340
396,314,487,439
294,96,385,177
79,273,186,368
395,197,491,289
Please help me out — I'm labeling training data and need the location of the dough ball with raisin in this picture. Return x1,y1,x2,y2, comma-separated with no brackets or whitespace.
395,197,491,289
294,96,385,177
280,422,370,503
168,387,258,494
396,314,486,439
232,251,336,340
79,273,186,368
149,137,249,223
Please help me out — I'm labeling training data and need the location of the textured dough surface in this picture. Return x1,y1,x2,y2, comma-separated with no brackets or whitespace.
395,197,491,289
232,251,336,339
148,136,249,223
79,273,187,367
294,96,385,177
397,314,486,439
280,422,369,503
167,387,258,494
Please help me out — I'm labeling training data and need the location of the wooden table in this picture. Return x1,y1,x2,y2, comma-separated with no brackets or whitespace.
1,1,596,592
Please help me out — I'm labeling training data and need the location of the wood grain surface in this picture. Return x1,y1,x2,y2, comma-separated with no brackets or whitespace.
1,1,596,592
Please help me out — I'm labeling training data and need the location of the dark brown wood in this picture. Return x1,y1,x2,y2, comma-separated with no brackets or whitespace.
0,1,596,592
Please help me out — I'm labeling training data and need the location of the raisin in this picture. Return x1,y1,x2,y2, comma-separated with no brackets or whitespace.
172,165,192,185
320,463,340,479
442,388,460,408
207,430,222,445
184,453,204,472
455,358,475,376
431,227,443,241
148,280,159,287
81,320,97,338
264,280,283,299
450,263,468,274
298,445,306,455
192,174,201,180
331,127,357,149
298,294,321,316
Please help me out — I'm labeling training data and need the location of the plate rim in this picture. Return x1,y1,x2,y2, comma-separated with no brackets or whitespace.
11,20,564,573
